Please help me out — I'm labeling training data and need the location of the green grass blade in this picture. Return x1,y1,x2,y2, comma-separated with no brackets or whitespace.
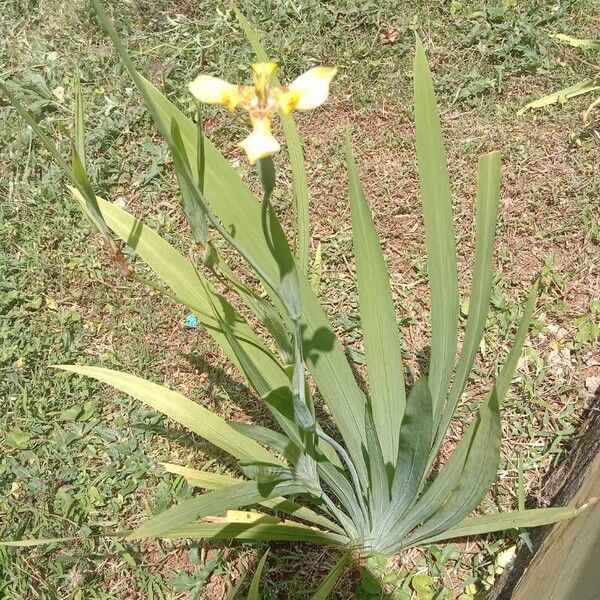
310,551,352,600
55,365,278,465
0,81,71,177
161,463,345,534
346,131,405,467
247,549,269,600
129,479,309,540
234,6,311,274
374,378,432,542
161,521,348,545
414,35,459,420
495,282,539,401
0,536,83,547
551,33,600,49
518,79,600,115
433,151,501,453
71,149,108,236
0,80,108,236
417,506,579,545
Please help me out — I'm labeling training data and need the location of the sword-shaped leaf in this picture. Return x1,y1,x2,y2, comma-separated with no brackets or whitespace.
161,521,349,545
55,365,277,465
310,551,352,600
346,131,405,468
129,479,310,539
403,388,501,548
247,549,270,600
373,378,432,542
162,463,345,534
433,151,501,454
414,35,459,420
417,505,579,545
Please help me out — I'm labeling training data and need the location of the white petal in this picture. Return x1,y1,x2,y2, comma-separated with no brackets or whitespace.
288,67,337,110
239,118,281,164
188,75,238,106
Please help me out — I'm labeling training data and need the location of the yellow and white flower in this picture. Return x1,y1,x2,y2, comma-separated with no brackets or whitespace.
189,62,337,163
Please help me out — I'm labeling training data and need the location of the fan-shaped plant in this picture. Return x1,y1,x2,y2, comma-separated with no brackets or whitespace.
1,0,578,574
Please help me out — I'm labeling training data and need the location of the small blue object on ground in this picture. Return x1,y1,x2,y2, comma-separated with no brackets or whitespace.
184,314,199,328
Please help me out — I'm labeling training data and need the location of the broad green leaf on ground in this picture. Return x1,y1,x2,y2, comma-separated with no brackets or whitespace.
518,79,600,114
418,506,579,545
55,365,277,464
129,479,310,539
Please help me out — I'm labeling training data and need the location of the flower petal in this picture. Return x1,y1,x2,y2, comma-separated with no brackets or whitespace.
251,62,278,79
287,67,337,111
239,117,281,164
188,75,240,110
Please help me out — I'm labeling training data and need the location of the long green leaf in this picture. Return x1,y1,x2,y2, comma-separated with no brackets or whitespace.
403,389,501,548
0,536,83,547
417,506,578,545
382,390,493,550
385,283,539,551
374,378,432,543
494,282,539,402
364,410,390,522
129,479,309,539
433,151,501,453
310,551,352,600
91,0,368,483
171,119,208,244
71,191,295,405
518,79,600,114
247,549,269,600
214,259,292,361
234,6,311,274
162,463,345,534
414,35,459,420
161,521,348,545
55,365,277,464
346,131,405,468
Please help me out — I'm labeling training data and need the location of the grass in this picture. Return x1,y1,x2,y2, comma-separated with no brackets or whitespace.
1,0,599,597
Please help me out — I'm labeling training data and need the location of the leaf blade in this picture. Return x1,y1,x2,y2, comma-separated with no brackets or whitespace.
413,35,459,421
417,506,579,545
433,151,501,453
55,365,277,464
346,131,405,467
